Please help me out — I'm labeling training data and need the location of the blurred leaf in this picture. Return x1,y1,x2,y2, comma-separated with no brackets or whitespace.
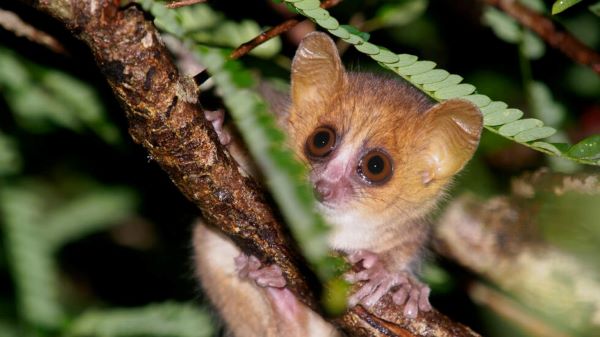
0,133,22,176
0,178,138,330
65,302,213,337
0,183,66,330
591,1,600,16
194,47,342,307
528,81,565,127
537,190,600,270
567,135,600,160
45,187,139,250
371,0,428,28
0,320,21,337
483,7,521,43
552,0,583,14
0,49,29,90
138,1,281,58
0,47,121,144
520,30,545,59
41,71,121,143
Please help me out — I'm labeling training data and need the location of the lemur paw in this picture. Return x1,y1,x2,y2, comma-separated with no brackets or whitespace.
234,253,286,288
204,109,231,145
345,250,432,318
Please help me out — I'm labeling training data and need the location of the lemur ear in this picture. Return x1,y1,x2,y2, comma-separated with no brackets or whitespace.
420,99,483,185
291,32,347,107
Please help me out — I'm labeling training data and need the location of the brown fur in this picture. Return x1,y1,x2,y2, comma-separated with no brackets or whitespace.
194,32,482,336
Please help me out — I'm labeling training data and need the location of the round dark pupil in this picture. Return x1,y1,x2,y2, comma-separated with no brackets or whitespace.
313,131,330,149
367,155,384,174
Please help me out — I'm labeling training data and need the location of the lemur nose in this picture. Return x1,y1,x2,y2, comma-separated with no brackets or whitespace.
314,180,333,202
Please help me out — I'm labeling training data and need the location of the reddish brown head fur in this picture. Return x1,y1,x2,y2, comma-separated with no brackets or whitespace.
289,32,482,250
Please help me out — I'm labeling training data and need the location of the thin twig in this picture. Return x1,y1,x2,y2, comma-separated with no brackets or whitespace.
166,0,207,9
0,8,66,54
230,0,342,60
486,0,600,75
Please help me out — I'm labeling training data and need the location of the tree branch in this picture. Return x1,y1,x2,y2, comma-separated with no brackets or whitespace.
24,0,317,310
22,1,481,336
230,0,342,60
0,8,66,54
435,193,600,335
485,0,600,75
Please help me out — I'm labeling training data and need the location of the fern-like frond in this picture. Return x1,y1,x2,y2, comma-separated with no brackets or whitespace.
65,302,213,337
139,0,348,312
284,0,600,166
0,184,65,330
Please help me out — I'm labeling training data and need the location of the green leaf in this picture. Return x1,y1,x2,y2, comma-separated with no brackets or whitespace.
303,8,329,20
282,0,599,166
398,60,436,76
410,69,449,84
329,26,351,39
355,41,380,55
567,135,600,159
552,0,583,14
390,54,418,68
484,108,524,126
434,83,476,99
295,0,320,10
498,118,544,137
316,16,340,30
481,101,508,115
66,302,213,337
423,74,462,91
462,94,492,107
531,141,563,155
340,25,370,41
45,187,138,250
514,126,556,142
371,49,400,63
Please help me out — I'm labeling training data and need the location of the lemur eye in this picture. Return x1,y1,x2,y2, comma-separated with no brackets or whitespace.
306,126,336,158
358,150,393,184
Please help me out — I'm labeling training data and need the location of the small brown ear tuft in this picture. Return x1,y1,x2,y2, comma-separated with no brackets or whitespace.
291,32,347,107
421,99,483,184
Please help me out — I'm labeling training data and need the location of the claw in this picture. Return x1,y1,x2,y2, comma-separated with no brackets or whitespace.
234,253,287,289
345,250,432,318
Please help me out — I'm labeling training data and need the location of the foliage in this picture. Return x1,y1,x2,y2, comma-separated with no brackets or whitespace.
284,0,600,166
0,1,599,337
65,302,213,337
0,26,212,336
137,0,348,312
552,0,583,14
